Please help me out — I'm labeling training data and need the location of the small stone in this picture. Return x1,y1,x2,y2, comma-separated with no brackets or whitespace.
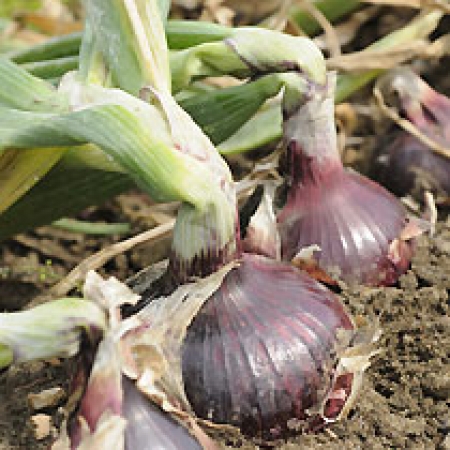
28,387,65,410
434,238,450,255
31,414,51,440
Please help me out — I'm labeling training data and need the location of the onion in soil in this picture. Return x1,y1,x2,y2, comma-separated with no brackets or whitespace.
181,253,367,440
277,74,418,286
372,69,450,199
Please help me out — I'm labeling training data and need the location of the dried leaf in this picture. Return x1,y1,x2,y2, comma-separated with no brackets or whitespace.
298,0,342,57
243,181,281,260
46,220,175,300
361,0,422,7
374,83,450,159
83,271,140,321
321,6,381,48
13,234,79,263
327,40,429,71
20,13,83,35
77,413,126,450
31,414,52,440
200,0,235,26
362,0,450,12
423,191,437,236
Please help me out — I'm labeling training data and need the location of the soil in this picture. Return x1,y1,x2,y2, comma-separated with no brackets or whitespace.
0,209,449,450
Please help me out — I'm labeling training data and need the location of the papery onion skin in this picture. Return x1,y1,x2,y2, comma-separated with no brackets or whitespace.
182,253,356,439
278,144,412,286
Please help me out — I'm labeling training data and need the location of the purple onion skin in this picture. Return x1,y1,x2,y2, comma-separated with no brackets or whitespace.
374,133,450,197
69,355,201,449
373,77,450,198
278,144,412,286
122,377,202,450
182,253,354,439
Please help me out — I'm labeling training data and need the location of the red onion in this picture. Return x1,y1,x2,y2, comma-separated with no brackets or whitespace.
373,69,450,198
123,376,203,450
277,74,417,286
182,253,363,439
70,372,202,449
63,272,205,450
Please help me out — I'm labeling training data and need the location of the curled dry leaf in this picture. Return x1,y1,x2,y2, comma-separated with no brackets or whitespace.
291,244,339,286
83,270,140,325
328,32,450,73
121,263,237,408
321,6,382,48
423,191,437,235
242,181,281,259
327,40,429,71
199,0,235,26
76,412,127,450
300,0,342,57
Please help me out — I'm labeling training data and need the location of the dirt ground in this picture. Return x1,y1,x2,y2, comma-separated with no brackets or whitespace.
0,207,449,449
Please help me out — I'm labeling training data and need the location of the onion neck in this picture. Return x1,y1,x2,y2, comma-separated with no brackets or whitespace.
284,73,343,185
168,191,241,284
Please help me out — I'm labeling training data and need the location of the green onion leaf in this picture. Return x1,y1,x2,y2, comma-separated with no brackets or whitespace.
0,298,106,369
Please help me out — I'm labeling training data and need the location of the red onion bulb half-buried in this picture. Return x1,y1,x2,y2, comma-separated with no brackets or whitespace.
372,68,450,200
274,73,426,286
59,268,377,446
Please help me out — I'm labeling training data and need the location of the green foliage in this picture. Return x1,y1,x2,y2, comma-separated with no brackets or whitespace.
0,0,42,18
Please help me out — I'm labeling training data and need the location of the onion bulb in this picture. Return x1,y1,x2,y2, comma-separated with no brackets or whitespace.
123,376,203,450
63,272,205,450
70,374,202,450
277,74,419,286
181,253,369,439
372,69,450,198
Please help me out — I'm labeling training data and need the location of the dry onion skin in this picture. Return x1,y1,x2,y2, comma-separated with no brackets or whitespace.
59,272,206,450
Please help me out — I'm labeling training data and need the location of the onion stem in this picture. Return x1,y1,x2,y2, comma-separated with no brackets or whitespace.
290,0,362,35
52,218,131,235
0,298,106,369
7,32,82,64
21,56,79,79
